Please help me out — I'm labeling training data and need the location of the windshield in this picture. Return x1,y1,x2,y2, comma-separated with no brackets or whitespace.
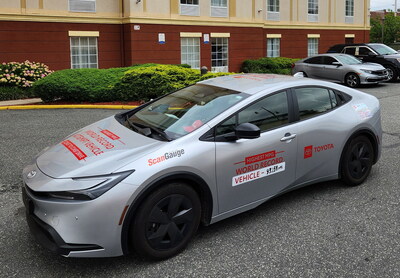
335,55,362,65
123,84,247,140
369,44,398,55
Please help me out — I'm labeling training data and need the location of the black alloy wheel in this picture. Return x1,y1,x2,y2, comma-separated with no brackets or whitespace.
341,136,374,186
131,183,201,260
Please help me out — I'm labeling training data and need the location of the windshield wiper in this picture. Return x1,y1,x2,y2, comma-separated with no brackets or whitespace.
125,115,171,141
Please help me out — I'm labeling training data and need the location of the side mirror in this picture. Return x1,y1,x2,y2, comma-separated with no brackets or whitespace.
332,62,342,67
235,123,260,140
368,52,377,57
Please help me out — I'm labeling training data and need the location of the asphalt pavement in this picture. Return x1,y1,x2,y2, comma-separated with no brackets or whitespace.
0,83,400,277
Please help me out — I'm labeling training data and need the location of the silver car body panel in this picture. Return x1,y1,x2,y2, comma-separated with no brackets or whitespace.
23,74,382,257
293,53,388,85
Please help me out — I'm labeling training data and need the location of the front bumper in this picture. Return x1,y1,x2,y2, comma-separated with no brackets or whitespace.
21,165,139,257
23,187,103,256
360,73,388,84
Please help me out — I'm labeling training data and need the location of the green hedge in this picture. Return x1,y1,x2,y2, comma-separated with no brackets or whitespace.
0,86,35,101
34,64,233,102
241,57,300,75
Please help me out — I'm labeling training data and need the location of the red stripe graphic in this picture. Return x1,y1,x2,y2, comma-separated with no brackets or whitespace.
61,140,87,161
100,129,120,140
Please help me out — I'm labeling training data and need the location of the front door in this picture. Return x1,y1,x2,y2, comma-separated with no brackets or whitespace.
214,90,298,213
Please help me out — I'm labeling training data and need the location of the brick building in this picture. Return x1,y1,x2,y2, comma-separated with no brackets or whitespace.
0,0,371,72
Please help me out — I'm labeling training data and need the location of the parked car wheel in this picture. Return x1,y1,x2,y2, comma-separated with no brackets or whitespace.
341,136,374,186
385,65,398,82
131,182,201,260
345,73,360,88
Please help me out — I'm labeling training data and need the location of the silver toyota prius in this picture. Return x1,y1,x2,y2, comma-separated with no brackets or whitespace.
292,53,388,87
22,74,382,260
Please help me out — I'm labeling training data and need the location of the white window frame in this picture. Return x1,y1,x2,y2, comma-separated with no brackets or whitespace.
345,0,354,24
267,38,280,58
181,37,201,69
180,0,200,16
211,0,228,17
70,36,98,69
307,0,319,22
307,38,319,57
211,37,229,72
266,0,280,21
68,0,96,13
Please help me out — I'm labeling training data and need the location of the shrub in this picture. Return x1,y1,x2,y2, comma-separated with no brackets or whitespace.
241,57,300,75
33,67,131,102
34,64,233,102
0,61,52,88
0,86,35,101
112,64,233,101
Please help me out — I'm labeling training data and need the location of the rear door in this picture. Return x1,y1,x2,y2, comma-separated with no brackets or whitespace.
291,86,346,184
303,56,324,78
214,90,299,213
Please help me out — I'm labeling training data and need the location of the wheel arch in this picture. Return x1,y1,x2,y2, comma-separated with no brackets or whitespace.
120,171,213,255
338,128,379,178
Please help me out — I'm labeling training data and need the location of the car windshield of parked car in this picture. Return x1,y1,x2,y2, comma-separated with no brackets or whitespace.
124,84,247,141
335,55,362,65
370,44,398,55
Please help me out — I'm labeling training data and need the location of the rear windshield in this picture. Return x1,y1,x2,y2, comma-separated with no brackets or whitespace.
122,84,247,141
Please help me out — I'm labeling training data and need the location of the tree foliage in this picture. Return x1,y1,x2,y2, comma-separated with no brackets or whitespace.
370,12,400,44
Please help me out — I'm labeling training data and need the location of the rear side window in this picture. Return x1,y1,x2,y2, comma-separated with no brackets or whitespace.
304,56,323,64
294,87,338,120
343,47,356,55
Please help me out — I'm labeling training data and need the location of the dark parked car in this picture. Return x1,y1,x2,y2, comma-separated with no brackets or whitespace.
327,43,400,81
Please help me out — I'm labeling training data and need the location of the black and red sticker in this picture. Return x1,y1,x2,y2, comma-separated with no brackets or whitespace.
232,150,285,186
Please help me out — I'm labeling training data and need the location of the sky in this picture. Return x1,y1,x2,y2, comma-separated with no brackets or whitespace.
370,0,399,11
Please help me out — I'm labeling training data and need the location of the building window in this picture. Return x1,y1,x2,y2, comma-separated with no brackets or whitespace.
211,37,229,72
70,37,98,69
308,38,318,56
180,0,200,16
308,0,318,22
267,0,280,21
69,0,96,13
345,0,354,23
181,37,200,69
267,38,280,57
211,0,228,17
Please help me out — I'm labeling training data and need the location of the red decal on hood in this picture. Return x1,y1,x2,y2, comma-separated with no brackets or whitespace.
62,140,87,161
101,129,120,140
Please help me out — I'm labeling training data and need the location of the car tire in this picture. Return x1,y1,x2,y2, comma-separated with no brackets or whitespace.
385,65,398,82
131,182,201,260
341,136,374,186
301,71,308,77
345,73,360,88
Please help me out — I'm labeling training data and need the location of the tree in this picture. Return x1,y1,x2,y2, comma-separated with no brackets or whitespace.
370,12,400,44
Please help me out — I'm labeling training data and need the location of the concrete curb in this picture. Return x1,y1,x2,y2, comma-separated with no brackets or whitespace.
0,104,138,110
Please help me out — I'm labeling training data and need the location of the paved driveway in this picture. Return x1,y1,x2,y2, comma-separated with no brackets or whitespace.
1,83,399,277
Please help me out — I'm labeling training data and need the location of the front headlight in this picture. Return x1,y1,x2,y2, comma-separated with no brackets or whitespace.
360,69,373,74
47,170,134,200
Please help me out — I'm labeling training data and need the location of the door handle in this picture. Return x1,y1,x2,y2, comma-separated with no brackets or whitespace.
280,133,296,142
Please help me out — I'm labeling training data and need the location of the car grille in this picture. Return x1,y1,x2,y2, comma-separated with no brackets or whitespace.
372,70,387,76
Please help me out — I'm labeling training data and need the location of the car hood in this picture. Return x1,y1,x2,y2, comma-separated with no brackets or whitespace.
382,53,400,59
36,116,164,179
354,63,385,70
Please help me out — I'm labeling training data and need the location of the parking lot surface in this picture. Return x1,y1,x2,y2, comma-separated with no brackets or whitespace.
1,83,400,277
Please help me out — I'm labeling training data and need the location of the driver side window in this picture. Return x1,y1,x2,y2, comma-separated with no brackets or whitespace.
216,91,289,136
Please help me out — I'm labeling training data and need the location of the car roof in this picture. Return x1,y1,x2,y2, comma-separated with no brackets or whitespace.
198,74,305,95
